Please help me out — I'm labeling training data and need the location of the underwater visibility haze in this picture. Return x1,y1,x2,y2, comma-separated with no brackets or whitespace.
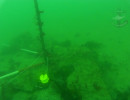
0,0,130,100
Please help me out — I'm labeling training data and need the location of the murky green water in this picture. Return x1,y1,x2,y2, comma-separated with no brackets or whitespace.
0,0,130,100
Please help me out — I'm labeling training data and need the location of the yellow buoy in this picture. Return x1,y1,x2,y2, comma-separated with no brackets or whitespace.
40,74,49,84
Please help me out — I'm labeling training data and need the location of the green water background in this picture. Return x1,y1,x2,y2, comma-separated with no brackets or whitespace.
0,0,130,94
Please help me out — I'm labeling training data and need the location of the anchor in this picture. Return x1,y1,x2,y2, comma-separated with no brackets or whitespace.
113,9,128,27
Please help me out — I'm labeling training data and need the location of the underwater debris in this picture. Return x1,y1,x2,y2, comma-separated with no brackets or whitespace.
0,40,114,100
20,48,38,54
39,74,49,84
113,9,128,28
0,62,44,81
34,0,48,65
